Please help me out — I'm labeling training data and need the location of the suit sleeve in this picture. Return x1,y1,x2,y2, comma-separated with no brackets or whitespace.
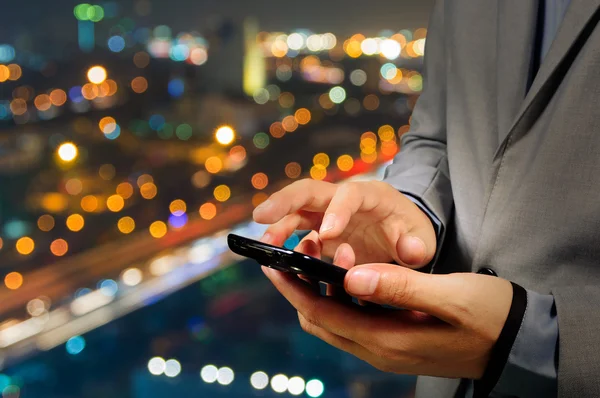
382,0,453,238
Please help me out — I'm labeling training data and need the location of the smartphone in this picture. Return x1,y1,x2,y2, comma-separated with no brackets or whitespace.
227,233,347,286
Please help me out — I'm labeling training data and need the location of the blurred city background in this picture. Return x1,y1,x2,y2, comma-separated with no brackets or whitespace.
0,1,434,397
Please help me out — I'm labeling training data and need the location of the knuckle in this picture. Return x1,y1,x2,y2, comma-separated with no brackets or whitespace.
385,272,414,307
298,314,316,335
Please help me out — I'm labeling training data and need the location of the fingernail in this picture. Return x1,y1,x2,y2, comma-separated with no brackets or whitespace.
260,233,273,243
347,269,379,296
261,265,273,277
254,199,272,212
320,214,336,233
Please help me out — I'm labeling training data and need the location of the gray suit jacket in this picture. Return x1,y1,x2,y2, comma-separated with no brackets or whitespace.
383,0,600,397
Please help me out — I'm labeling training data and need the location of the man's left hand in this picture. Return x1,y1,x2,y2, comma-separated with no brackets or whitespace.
261,239,513,380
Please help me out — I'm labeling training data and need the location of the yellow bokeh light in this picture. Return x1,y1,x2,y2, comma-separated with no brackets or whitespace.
66,214,85,232
57,142,78,162
16,237,35,255
149,221,167,238
381,141,399,157
80,195,98,212
81,83,99,100
99,116,116,133
310,164,327,181
285,162,302,179
199,203,217,220
169,199,187,216
213,185,231,202
41,192,68,213
313,153,330,168
107,194,125,212
205,156,223,174
49,89,67,106
252,192,269,208
378,125,396,142
5,272,23,290
294,108,311,125
0,65,9,82
361,151,378,163
345,40,363,58
37,214,55,232
87,66,107,84
140,182,157,199
118,217,136,234
50,239,68,256
360,137,377,154
215,126,235,145
361,131,377,142
337,155,354,172
251,172,269,190
137,174,154,188
116,182,134,199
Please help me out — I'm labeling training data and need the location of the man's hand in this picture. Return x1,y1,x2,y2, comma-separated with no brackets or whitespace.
261,243,513,379
253,179,437,268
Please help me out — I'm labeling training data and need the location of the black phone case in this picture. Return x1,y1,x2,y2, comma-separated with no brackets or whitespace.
227,234,347,285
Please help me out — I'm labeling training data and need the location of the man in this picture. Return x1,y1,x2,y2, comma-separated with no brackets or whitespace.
253,0,600,397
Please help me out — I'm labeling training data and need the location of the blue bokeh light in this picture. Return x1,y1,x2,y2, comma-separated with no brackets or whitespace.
66,336,86,355
108,36,125,52
167,79,185,98
168,213,188,229
149,114,165,131
69,86,84,103
3,220,30,239
104,124,121,140
0,45,15,62
99,279,118,296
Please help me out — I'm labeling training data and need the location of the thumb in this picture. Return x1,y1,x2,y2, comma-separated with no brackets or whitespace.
344,263,462,324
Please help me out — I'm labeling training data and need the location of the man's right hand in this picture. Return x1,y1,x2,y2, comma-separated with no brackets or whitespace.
252,179,437,268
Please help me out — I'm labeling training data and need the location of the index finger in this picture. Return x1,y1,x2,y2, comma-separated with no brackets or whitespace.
253,179,338,224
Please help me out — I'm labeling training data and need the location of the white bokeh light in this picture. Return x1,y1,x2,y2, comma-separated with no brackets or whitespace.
306,379,325,397
217,367,234,385
380,38,402,60
271,374,289,393
148,357,166,376
250,371,269,390
288,376,306,396
200,364,218,383
164,359,181,378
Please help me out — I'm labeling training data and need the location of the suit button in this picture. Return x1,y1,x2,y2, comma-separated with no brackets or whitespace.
477,267,497,276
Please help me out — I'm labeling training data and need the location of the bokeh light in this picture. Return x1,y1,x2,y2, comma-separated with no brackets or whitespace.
49,89,67,106
169,199,187,216
294,108,311,125
34,94,52,111
313,153,330,167
116,182,134,199
66,336,86,355
121,268,143,286
306,379,325,397
117,217,135,234
16,237,34,255
99,164,116,180
310,164,327,180
288,376,306,396
250,371,269,390
107,195,125,212
229,145,247,163
378,125,396,141
337,155,354,171
140,182,157,199
251,173,269,190
133,51,150,68
217,367,234,385
269,121,285,138
65,178,83,195
148,357,166,376
271,374,289,393
200,365,218,383
50,238,68,256
37,215,55,232
213,185,231,202
363,94,380,111
205,156,223,174
66,214,85,231
285,162,302,178
282,115,298,132
252,192,269,208
253,132,270,149
199,203,217,220
137,174,153,187
149,221,167,238
81,195,99,212
164,359,182,378
131,76,148,93
57,142,78,162
215,126,235,145
87,66,107,84
4,272,23,290
191,171,211,188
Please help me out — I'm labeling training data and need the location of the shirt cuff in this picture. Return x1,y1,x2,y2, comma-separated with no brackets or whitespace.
474,286,558,398
401,192,444,271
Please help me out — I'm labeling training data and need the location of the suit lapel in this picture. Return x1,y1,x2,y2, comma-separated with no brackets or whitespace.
495,0,600,160
496,0,539,145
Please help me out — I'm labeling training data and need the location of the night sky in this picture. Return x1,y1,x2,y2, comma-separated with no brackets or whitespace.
1,0,434,43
